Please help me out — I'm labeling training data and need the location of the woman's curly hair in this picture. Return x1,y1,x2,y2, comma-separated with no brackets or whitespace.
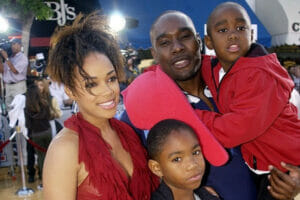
46,11,124,95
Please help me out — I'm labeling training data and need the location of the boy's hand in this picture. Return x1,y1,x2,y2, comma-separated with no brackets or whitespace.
0,49,8,60
204,186,219,197
268,162,300,200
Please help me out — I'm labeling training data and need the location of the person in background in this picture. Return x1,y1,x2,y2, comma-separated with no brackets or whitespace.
35,78,62,121
26,78,62,183
24,84,53,189
43,12,158,200
48,80,74,125
119,49,141,91
288,64,300,93
0,38,28,109
147,119,219,200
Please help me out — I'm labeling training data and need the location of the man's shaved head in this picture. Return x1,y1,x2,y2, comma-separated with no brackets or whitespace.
150,10,196,46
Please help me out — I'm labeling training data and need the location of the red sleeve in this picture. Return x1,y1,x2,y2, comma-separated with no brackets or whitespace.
196,69,290,148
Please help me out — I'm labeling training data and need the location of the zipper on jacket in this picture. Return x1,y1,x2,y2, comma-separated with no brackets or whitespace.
253,156,257,170
210,58,237,102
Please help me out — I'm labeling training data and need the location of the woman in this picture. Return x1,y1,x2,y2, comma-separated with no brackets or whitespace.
43,12,159,200
35,78,61,120
25,84,53,186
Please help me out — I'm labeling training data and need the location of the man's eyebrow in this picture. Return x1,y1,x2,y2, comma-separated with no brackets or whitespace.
155,27,194,42
178,27,194,33
156,33,168,42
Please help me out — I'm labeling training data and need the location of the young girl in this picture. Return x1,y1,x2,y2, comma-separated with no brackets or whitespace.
147,119,219,200
35,78,61,121
43,12,158,200
25,84,53,186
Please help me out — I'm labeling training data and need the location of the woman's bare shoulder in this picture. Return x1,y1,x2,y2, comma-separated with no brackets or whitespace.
43,128,80,200
46,128,79,163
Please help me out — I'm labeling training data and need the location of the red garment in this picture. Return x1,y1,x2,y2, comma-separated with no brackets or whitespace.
122,66,228,167
142,64,158,73
200,52,300,171
64,113,159,200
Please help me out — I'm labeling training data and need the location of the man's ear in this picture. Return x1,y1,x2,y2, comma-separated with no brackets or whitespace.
148,159,163,178
64,87,76,101
150,47,157,62
204,35,214,50
196,33,203,52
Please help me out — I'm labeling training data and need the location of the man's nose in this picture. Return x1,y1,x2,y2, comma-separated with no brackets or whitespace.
172,40,184,54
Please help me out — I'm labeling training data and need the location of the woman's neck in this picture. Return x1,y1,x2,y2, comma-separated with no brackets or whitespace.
79,112,112,132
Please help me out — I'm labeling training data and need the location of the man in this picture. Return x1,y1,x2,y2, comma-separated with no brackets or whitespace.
0,38,28,109
122,10,300,200
48,80,73,126
290,65,300,93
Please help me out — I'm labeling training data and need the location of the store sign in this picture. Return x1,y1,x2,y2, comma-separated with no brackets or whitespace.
45,0,76,26
291,10,300,32
292,22,299,32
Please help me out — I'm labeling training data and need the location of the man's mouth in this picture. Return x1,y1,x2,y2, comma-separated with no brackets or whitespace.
173,59,190,69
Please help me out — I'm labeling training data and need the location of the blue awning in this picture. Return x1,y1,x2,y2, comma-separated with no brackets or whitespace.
99,0,271,49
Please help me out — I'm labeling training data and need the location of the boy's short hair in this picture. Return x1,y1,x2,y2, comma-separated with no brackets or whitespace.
206,2,250,36
147,119,195,160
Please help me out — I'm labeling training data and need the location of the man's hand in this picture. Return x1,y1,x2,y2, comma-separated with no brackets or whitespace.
0,48,8,60
268,162,300,200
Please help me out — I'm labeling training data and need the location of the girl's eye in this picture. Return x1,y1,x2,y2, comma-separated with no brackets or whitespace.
85,82,97,88
172,157,182,162
193,150,201,156
108,76,118,82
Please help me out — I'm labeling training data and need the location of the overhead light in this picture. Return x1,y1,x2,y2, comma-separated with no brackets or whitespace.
109,12,126,32
0,15,9,33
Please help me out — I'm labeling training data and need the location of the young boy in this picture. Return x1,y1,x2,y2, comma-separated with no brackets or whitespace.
147,119,220,200
201,1,300,198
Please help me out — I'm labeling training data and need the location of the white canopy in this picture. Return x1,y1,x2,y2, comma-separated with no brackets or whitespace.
248,0,300,46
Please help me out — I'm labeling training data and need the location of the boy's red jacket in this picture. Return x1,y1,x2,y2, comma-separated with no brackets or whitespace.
199,44,300,171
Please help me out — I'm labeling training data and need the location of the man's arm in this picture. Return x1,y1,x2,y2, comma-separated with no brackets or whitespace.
268,162,300,200
0,49,18,74
0,58,4,73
